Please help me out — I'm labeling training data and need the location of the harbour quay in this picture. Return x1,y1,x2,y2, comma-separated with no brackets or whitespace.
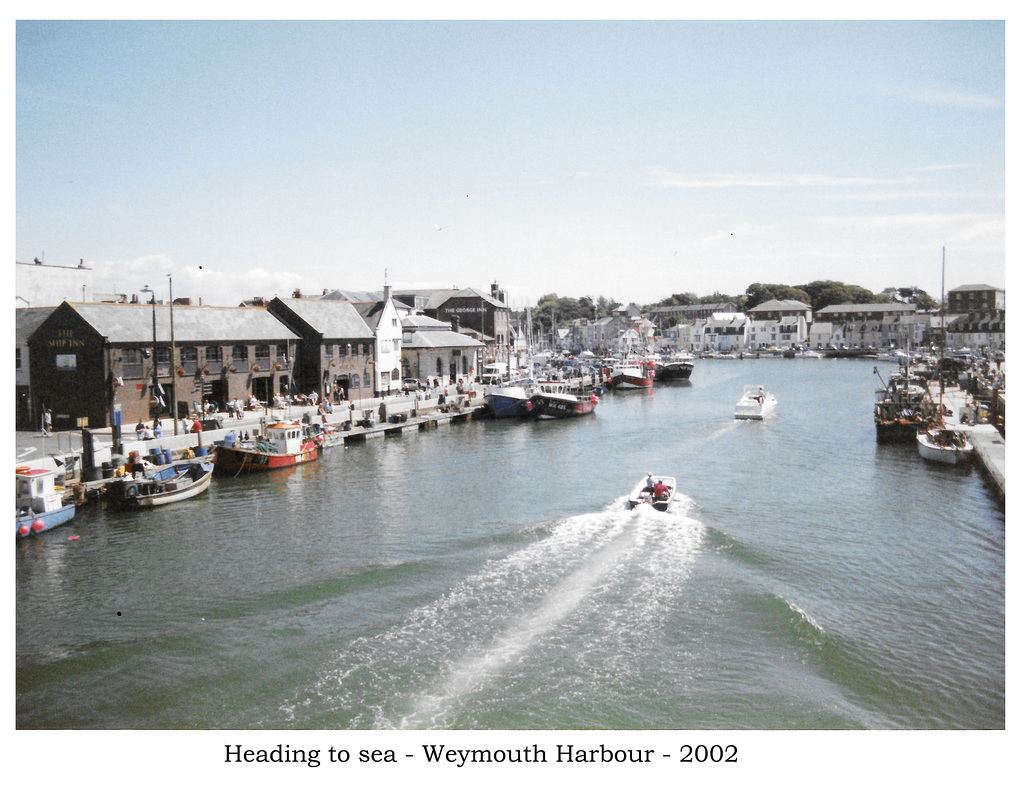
919,380,1005,499
19,387,489,505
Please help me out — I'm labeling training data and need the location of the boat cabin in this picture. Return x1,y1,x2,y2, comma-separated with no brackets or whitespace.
16,467,64,515
264,421,307,454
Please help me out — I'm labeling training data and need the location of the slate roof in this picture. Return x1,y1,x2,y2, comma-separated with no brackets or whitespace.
816,303,917,315
269,298,375,339
747,299,812,312
16,307,57,341
404,330,485,350
63,302,301,344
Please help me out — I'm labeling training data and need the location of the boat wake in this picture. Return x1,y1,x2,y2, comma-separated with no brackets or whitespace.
281,499,704,729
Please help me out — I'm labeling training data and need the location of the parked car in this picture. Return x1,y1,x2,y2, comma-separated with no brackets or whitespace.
402,378,420,392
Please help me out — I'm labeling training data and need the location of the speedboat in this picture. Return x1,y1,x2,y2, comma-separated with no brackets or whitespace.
627,474,676,511
917,424,975,465
734,385,777,420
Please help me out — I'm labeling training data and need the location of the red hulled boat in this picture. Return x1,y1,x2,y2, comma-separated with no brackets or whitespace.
214,421,319,474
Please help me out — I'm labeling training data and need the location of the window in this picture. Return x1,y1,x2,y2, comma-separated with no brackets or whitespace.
276,344,289,366
156,347,171,374
206,346,223,367
254,344,270,370
16,347,21,370
122,348,144,378
232,345,248,366
56,354,77,371
181,347,198,374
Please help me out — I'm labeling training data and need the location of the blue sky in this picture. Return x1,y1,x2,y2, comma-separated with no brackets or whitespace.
16,18,1006,309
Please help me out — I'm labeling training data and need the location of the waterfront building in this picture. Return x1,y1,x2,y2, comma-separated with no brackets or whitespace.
27,301,301,431
399,313,485,384
265,297,376,401
394,284,512,369
351,284,406,396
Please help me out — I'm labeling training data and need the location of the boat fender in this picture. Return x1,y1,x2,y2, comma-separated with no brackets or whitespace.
17,524,30,536
590,395,598,404
31,519,45,532
68,535,79,541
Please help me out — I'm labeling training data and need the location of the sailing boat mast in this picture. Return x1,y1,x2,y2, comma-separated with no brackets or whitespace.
940,246,947,401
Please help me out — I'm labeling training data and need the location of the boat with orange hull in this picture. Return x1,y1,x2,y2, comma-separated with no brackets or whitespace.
529,382,599,419
608,360,655,390
214,421,319,474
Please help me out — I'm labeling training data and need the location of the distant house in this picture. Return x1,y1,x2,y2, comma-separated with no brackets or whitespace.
814,303,919,350
700,313,748,352
948,284,1004,314
746,299,812,349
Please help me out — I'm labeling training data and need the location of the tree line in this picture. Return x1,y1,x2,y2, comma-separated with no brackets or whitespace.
528,281,938,331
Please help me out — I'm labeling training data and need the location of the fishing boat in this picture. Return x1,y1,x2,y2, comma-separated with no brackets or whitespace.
873,366,936,442
214,420,319,474
607,360,655,390
529,382,599,419
16,466,76,537
627,474,677,511
734,385,777,420
105,460,213,509
481,379,535,419
659,359,694,381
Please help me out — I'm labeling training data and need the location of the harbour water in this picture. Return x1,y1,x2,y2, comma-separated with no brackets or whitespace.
16,359,1004,734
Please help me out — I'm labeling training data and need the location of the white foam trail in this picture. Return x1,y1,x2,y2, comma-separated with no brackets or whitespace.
283,501,706,728
400,516,636,727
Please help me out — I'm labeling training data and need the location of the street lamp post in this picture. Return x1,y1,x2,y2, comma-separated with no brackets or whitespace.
140,285,157,408
168,274,179,434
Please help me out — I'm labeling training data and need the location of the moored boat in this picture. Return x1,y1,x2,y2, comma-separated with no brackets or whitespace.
16,466,76,537
659,359,694,381
105,460,213,509
917,425,975,465
529,382,599,419
627,474,676,511
482,380,535,419
873,366,936,443
608,360,654,390
214,421,319,474
734,385,777,420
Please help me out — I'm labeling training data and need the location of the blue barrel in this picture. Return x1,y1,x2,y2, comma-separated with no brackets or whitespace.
195,446,208,456
223,432,236,446
150,447,164,465
163,448,172,465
